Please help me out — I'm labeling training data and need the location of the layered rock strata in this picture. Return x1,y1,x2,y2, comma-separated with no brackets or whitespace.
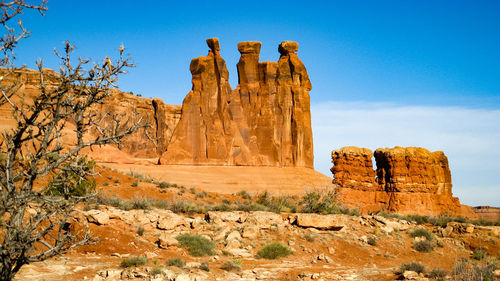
331,146,476,218
163,38,313,167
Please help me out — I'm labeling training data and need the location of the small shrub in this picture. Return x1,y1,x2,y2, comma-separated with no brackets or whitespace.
367,237,377,246
176,233,216,256
114,179,120,184
303,233,316,242
426,268,447,279
166,258,185,268
136,226,145,236
257,242,293,259
453,259,498,281
131,181,138,187
400,262,425,274
103,182,109,186
220,260,241,272
199,261,210,272
409,228,433,241
237,190,251,200
157,182,170,188
120,256,148,268
150,266,163,276
413,240,434,253
472,249,486,260
189,187,196,194
195,191,207,199
407,214,430,225
222,198,231,205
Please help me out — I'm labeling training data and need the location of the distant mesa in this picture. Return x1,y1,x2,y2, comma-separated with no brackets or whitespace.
331,146,477,218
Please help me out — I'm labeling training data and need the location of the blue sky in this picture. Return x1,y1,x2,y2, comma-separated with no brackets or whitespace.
13,0,500,206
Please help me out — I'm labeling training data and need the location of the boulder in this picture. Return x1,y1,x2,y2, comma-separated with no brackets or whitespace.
157,211,187,230
294,214,346,230
246,211,284,229
157,234,180,249
86,210,110,225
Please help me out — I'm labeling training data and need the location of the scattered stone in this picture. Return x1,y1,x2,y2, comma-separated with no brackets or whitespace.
86,210,110,225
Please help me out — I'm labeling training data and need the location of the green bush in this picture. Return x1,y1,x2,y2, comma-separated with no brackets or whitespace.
400,262,425,274
175,234,216,256
120,256,148,268
131,181,138,187
299,191,341,214
472,249,486,260
407,214,430,225
114,179,120,184
166,258,185,268
45,156,97,198
453,259,498,281
409,228,433,241
257,242,293,259
413,240,434,253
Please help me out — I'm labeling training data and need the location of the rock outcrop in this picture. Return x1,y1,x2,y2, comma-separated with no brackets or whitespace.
374,147,452,195
473,206,500,221
331,146,477,218
163,38,313,167
331,147,377,191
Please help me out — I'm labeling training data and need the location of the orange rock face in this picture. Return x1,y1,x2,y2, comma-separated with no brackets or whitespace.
331,146,477,218
163,38,314,167
331,147,377,191
374,147,452,195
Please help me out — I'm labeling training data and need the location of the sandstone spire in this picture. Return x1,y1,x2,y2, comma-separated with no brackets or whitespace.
161,38,314,168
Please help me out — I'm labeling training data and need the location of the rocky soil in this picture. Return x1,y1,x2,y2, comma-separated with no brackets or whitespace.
15,197,500,281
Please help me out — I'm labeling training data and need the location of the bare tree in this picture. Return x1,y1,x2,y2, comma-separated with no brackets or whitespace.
0,1,147,280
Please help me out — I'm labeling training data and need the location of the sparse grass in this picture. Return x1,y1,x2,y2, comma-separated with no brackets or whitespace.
120,256,148,268
303,233,316,242
257,242,293,259
220,260,241,272
413,240,434,253
409,228,433,241
400,262,425,274
157,181,170,188
166,258,185,268
195,191,207,199
453,259,498,281
175,233,216,256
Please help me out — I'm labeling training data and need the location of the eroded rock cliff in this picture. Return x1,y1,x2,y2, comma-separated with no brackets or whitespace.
331,146,477,218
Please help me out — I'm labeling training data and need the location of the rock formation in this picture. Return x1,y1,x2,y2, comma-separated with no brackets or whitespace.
331,147,377,191
331,146,477,218
163,38,314,167
374,147,452,195
473,206,500,221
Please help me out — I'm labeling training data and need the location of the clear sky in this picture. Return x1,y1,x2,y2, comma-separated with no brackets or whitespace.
13,0,500,206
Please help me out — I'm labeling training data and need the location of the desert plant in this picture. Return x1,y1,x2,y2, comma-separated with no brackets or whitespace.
131,181,138,187
157,181,170,188
220,260,241,272
426,267,447,279
166,258,185,268
114,179,120,184
120,256,148,268
453,259,498,281
472,249,486,260
413,240,434,252
407,214,430,225
409,228,433,241
176,234,216,256
257,242,293,259
400,262,426,274
237,190,251,200
150,266,163,276
199,261,210,272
